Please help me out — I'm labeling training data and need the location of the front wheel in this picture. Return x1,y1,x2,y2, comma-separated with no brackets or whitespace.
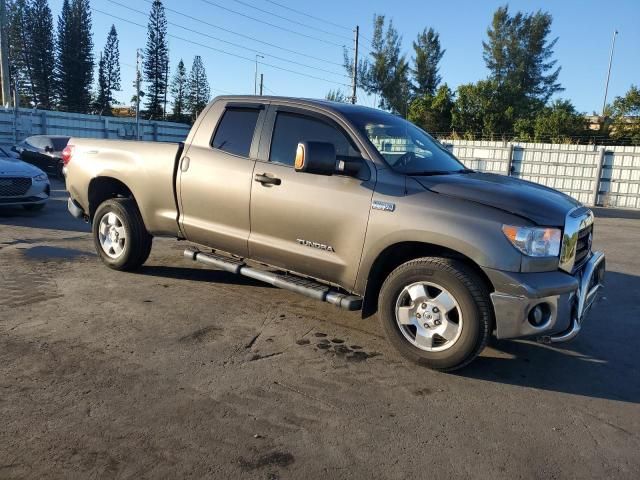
378,257,492,371
92,198,152,271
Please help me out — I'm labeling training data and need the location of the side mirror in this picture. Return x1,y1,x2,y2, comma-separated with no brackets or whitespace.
10,146,18,153
44,146,53,153
294,141,336,176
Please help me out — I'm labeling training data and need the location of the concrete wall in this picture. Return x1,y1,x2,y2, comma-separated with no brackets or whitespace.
0,107,191,145
441,140,640,209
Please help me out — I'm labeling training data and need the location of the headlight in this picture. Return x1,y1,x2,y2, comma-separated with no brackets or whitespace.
33,173,48,182
502,225,561,257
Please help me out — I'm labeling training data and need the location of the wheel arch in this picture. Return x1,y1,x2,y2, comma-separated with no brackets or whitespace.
88,176,138,220
360,241,495,319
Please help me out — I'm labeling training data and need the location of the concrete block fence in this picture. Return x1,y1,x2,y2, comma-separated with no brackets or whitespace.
0,107,191,145
1,107,638,209
441,140,640,209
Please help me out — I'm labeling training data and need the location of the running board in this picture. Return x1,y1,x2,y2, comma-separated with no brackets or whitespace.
184,248,363,311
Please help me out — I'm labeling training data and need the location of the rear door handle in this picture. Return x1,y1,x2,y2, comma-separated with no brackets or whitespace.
254,173,281,186
180,156,190,172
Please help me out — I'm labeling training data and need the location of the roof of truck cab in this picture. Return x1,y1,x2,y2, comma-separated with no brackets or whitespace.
213,95,384,118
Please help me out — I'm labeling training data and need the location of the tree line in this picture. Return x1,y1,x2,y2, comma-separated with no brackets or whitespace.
338,6,639,145
6,0,210,122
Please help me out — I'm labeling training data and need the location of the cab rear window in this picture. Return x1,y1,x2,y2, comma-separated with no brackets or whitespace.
211,108,260,158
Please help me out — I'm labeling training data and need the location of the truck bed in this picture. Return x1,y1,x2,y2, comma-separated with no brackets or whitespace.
65,138,184,237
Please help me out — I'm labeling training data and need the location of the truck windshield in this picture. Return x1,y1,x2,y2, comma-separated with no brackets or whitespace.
347,110,466,175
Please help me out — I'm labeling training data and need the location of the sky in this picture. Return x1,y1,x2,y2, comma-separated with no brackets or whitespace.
48,0,640,114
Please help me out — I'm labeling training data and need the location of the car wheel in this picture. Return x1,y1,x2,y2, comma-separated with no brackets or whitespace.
378,257,492,371
23,203,46,212
93,198,152,271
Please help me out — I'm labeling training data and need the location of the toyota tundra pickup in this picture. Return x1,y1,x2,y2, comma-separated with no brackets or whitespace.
64,96,605,371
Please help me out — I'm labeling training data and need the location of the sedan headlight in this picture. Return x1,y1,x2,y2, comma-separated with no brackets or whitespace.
33,173,48,182
502,225,561,257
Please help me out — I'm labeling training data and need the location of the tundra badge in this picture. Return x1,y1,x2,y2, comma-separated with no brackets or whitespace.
372,200,396,212
297,239,335,252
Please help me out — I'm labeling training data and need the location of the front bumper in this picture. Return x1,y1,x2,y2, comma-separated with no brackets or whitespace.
0,180,50,207
488,251,605,342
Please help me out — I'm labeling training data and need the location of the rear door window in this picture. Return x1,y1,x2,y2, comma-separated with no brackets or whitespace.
269,112,357,166
211,108,260,158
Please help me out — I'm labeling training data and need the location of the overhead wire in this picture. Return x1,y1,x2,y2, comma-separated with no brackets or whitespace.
92,8,353,88
228,0,353,42
261,0,352,32
108,0,349,79
198,0,352,49
141,0,343,67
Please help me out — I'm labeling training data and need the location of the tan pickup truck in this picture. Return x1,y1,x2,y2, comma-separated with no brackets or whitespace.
64,96,605,370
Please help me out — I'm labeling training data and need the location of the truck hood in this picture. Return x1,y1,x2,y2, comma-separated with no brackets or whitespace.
0,156,43,176
412,172,580,226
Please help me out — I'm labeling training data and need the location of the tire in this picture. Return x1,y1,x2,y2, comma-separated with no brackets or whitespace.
23,203,46,211
92,198,153,271
378,257,492,371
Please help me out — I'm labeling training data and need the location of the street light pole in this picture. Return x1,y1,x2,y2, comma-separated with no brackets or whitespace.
254,54,264,95
601,30,618,117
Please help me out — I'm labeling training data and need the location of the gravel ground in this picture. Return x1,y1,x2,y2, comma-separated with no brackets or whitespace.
1,179,639,479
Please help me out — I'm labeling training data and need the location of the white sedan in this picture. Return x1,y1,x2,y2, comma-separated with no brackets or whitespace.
0,146,50,211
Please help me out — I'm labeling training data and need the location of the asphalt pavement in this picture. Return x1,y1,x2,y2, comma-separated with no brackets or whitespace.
1,179,639,479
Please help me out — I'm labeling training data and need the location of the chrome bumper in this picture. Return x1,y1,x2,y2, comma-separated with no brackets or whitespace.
489,251,605,342
545,251,605,343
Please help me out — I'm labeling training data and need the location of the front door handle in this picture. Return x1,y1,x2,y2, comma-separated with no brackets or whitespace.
254,173,282,186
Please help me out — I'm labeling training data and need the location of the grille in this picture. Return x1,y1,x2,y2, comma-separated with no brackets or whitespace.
574,224,593,269
0,177,32,197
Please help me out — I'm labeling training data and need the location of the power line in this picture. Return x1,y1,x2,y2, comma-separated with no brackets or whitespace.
142,0,343,67
261,0,351,32
229,0,352,42
93,8,352,88
262,85,277,95
198,0,351,49
109,0,349,79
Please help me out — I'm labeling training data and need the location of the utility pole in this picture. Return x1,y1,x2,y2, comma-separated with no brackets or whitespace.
601,29,618,117
259,74,264,96
351,25,359,105
0,0,12,108
135,49,142,140
254,54,264,95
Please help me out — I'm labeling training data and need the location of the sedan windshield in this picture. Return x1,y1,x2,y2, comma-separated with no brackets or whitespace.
347,110,466,175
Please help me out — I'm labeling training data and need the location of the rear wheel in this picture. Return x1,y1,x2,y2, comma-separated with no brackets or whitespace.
92,198,152,271
378,257,492,371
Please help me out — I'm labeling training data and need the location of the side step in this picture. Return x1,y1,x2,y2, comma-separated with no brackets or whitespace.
184,248,363,311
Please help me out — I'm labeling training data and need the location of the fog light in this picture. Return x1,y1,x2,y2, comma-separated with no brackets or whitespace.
528,303,551,327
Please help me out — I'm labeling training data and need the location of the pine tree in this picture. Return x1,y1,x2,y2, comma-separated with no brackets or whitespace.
144,0,169,119
94,25,120,115
7,0,35,104
411,27,445,97
28,0,56,109
483,6,562,106
345,14,410,114
186,56,210,120
56,0,94,112
169,59,188,122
